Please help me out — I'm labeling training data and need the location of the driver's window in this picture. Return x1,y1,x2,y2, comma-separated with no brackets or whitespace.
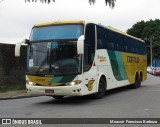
84,23,96,72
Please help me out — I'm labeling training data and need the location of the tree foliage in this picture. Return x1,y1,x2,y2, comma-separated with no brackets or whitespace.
127,19,160,59
89,0,116,8
127,19,160,43
0,0,116,8
127,19,160,42
25,0,55,3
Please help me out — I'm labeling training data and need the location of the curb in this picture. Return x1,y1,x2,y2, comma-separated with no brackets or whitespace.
0,95,38,100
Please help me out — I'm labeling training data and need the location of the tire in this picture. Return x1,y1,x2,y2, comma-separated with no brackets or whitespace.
52,96,64,100
131,74,141,89
92,78,106,99
139,74,143,86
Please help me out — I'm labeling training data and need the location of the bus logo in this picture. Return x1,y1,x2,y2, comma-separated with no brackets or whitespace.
127,56,139,63
97,55,107,62
88,80,94,91
2,119,11,124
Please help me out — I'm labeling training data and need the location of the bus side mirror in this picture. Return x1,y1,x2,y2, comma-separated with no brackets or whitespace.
77,35,85,55
15,43,22,57
15,39,29,57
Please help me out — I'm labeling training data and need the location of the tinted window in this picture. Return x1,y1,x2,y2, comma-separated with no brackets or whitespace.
84,23,96,71
96,25,146,55
30,24,83,41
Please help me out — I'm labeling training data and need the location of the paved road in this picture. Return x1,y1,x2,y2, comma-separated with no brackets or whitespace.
0,74,160,126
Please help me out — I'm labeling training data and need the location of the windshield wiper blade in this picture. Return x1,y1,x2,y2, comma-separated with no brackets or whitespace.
36,43,52,74
36,55,48,74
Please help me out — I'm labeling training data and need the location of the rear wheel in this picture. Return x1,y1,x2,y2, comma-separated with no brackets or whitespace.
52,96,64,100
139,73,143,86
93,78,106,99
131,74,141,89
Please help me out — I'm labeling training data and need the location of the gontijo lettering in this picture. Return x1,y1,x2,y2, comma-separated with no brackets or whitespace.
127,56,139,63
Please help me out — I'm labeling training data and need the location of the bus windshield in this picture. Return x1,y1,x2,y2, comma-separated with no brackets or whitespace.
30,24,83,41
27,41,82,75
27,24,83,75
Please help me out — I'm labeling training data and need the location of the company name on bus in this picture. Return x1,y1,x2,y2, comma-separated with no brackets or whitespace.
127,56,139,63
35,78,45,82
97,55,106,60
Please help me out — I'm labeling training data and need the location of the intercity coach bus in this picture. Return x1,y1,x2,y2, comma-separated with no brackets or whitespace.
15,20,147,99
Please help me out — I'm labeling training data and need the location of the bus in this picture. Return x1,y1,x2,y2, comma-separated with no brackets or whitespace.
15,20,147,99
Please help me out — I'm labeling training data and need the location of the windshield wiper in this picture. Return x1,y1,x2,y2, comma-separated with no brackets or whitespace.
36,56,48,74
36,46,51,74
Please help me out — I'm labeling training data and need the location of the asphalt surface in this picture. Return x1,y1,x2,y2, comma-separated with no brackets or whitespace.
0,74,160,127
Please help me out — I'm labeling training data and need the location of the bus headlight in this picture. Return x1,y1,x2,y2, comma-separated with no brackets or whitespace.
26,80,36,85
65,80,82,86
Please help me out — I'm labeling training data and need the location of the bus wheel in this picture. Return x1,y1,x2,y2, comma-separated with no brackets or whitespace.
52,96,64,100
139,73,143,86
132,74,141,89
93,78,106,99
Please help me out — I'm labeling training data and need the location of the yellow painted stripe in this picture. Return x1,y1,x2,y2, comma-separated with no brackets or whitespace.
34,20,85,27
99,60,107,62
28,75,65,86
28,75,52,86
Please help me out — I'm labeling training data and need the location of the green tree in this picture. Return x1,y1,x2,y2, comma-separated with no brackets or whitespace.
25,0,116,8
127,19,160,61
89,0,116,8
127,19,160,43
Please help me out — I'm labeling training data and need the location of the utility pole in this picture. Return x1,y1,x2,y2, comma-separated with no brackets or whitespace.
145,36,153,67
150,39,153,67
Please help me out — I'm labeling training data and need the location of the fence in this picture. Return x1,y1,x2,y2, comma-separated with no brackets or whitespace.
0,43,27,89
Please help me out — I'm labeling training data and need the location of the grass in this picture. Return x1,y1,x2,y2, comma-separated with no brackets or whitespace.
0,85,26,93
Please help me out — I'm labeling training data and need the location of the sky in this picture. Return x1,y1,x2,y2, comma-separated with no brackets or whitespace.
0,0,160,43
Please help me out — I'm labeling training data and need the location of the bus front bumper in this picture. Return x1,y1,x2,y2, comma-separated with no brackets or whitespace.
26,85,83,96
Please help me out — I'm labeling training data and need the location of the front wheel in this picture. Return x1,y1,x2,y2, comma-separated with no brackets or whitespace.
92,78,106,99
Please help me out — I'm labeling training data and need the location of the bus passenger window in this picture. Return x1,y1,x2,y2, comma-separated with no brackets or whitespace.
107,42,114,50
97,39,103,49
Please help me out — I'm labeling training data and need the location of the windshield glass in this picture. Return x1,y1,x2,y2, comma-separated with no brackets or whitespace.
27,41,82,75
30,24,83,41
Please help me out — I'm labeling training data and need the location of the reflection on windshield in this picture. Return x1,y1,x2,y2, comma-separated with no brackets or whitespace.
28,42,49,73
27,41,82,75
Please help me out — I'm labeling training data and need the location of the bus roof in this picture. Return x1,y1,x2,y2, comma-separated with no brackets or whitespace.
34,20,85,27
